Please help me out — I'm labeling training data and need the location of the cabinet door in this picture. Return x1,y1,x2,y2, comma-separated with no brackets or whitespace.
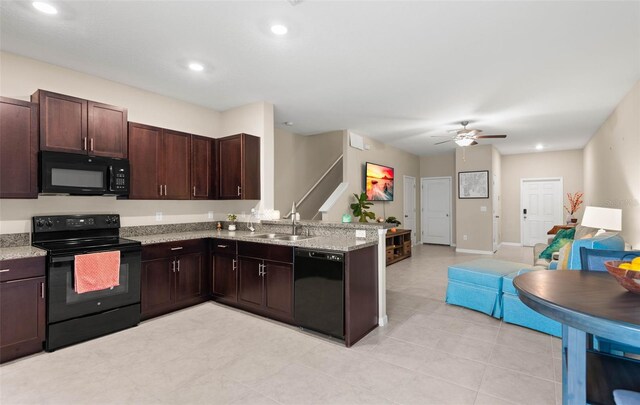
34,90,87,154
263,261,293,320
242,134,261,200
128,122,161,199
162,129,191,199
141,259,174,319
175,252,205,303
238,257,263,309
88,101,127,158
217,135,242,199
191,135,213,199
0,277,45,363
0,97,38,199
212,254,237,302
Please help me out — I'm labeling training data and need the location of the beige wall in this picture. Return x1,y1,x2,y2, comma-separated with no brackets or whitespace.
327,133,421,239
0,52,272,233
584,80,640,249
420,152,456,243
274,129,343,217
501,150,584,244
455,145,495,252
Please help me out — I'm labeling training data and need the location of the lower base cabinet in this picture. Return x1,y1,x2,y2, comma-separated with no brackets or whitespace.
141,239,208,320
0,257,46,363
238,257,293,320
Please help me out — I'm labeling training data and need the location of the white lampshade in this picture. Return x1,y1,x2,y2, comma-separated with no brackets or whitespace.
580,206,622,234
455,138,474,147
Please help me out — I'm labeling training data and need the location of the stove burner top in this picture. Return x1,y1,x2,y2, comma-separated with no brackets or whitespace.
33,237,141,255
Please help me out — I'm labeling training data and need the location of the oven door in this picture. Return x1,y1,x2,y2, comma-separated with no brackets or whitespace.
47,246,141,323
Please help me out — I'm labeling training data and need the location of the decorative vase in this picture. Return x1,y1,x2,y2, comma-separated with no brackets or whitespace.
228,223,236,231
566,214,576,224
570,218,578,224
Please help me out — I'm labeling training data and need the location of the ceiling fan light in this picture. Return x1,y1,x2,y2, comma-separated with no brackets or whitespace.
455,138,474,147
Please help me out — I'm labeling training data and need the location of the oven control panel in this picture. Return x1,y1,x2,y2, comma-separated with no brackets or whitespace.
33,214,120,233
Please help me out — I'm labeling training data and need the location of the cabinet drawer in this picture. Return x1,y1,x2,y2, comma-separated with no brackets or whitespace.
142,239,207,261
211,239,237,255
238,242,293,263
0,256,46,282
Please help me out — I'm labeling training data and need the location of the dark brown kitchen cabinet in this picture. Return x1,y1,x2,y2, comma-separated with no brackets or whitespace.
236,242,293,322
191,135,215,199
31,90,127,158
128,122,191,200
217,133,260,200
140,239,208,320
211,239,237,303
0,256,46,363
0,97,38,199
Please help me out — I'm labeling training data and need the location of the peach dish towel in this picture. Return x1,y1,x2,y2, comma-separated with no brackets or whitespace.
74,251,121,294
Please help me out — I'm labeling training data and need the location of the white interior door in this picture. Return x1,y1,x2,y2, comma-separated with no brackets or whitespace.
403,176,417,245
421,177,451,245
492,173,500,252
521,178,563,246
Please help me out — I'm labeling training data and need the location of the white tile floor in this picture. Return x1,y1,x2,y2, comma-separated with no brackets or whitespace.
0,244,562,405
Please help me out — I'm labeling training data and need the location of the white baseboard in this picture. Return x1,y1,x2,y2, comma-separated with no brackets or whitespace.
455,248,494,255
378,315,388,327
501,242,523,247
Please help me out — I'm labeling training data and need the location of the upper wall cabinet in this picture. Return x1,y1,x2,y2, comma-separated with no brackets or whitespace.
128,122,191,200
191,135,215,200
217,133,260,200
31,90,127,158
0,97,38,199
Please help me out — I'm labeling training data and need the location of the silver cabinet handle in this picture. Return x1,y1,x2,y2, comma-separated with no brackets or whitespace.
0,269,10,273
90,138,94,151
159,184,163,196
237,186,241,196
193,186,196,196
217,245,228,248
83,137,88,150
177,259,180,272
170,247,183,251
41,282,45,298
163,185,167,196
171,260,176,273
232,259,237,271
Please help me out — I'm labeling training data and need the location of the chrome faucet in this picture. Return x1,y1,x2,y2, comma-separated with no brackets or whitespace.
291,202,297,235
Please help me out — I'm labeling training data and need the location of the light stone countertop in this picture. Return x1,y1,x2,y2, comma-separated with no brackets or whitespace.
0,246,48,261
127,229,378,252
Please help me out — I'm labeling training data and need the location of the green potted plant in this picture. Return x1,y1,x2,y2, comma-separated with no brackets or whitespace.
227,213,237,231
385,216,401,226
350,192,376,223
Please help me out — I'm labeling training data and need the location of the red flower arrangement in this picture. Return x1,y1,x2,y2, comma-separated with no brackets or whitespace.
564,192,584,215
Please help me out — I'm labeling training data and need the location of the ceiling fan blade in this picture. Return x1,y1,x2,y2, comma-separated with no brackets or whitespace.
434,139,453,145
430,135,451,138
475,135,507,139
470,141,479,146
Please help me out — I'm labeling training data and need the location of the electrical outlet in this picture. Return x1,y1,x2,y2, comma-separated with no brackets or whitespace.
155,212,163,221
463,234,468,241
207,211,213,219
355,229,366,238
480,206,487,212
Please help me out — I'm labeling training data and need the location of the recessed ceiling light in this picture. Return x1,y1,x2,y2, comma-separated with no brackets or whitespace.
536,144,544,150
188,62,204,72
271,24,288,36
32,1,58,15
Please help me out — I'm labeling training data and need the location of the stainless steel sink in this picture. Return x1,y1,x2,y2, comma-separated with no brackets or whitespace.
248,233,281,239
247,233,314,241
275,235,314,241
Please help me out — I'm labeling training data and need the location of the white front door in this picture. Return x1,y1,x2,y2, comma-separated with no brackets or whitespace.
493,173,500,252
403,176,417,245
421,177,451,245
521,178,563,246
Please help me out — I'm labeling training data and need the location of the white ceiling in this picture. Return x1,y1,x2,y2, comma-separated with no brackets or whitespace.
1,1,639,155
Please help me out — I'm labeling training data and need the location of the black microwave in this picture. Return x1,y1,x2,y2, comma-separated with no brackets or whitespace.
40,151,130,196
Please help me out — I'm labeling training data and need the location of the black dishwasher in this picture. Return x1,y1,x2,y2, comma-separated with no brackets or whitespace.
294,248,344,339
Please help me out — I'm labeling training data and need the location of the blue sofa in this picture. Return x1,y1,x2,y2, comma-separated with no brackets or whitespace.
502,232,625,336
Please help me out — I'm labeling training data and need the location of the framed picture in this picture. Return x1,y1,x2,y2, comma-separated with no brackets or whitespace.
458,170,489,199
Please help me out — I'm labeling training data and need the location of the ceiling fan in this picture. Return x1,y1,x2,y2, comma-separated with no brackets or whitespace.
433,121,507,147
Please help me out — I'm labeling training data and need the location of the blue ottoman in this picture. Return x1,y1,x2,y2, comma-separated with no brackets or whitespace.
502,269,562,337
446,259,531,318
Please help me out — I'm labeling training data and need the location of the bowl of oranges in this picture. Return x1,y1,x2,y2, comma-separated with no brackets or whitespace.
604,257,640,294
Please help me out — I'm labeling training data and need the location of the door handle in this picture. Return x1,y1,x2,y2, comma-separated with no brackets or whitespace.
164,185,167,196
83,137,88,151
237,186,241,196
176,259,180,272
90,138,94,151
232,259,237,271
193,186,196,197
171,260,176,273
0,269,10,273
217,245,228,248
170,247,183,251
41,282,45,299
523,209,527,215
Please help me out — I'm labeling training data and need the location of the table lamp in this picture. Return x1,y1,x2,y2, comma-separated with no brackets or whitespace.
580,206,622,235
